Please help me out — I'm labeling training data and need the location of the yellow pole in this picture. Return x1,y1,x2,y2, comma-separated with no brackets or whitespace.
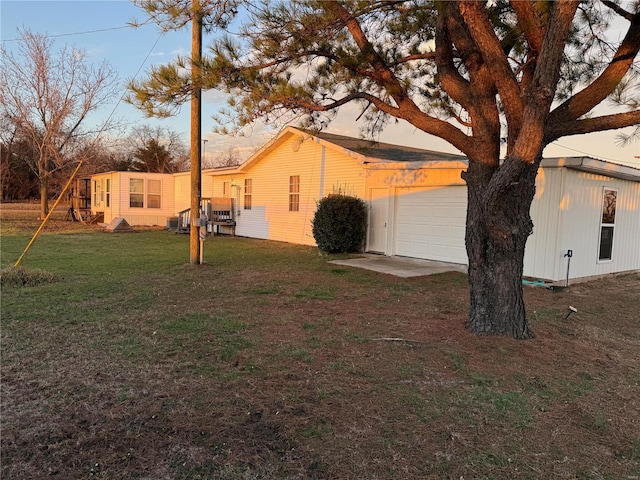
14,161,84,267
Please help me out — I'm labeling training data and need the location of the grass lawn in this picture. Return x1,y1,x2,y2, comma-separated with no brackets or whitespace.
2,204,639,479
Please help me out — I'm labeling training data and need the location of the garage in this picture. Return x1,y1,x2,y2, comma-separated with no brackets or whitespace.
394,186,468,264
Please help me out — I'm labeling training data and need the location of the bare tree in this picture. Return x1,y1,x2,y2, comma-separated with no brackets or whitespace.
0,29,119,218
205,145,242,168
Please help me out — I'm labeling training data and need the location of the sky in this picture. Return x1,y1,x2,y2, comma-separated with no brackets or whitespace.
2,0,639,167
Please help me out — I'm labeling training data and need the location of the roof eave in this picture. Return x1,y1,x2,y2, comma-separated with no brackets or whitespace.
541,156,640,182
364,158,469,170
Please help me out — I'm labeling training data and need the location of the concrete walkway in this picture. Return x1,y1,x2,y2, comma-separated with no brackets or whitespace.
329,254,468,278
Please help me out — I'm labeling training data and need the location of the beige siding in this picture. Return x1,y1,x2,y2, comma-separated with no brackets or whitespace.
91,172,174,226
364,164,467,189
364,163,467,257
233,134,365,245
91,172,119,223
173,173,190,213
209,173,240,199
173,172,215,214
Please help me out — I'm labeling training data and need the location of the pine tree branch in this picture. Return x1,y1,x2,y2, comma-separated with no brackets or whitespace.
545,110,640,141
548,12,640,126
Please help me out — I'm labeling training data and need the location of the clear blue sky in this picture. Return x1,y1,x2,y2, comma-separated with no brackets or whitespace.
2,0,639,166
1,1,196,140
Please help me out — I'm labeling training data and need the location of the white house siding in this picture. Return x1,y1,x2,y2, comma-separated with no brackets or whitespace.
523,168,565,280
91,172,175,226
91,172,117,223
556,170,639,281
125,172,175,226
524,168,640,282
365,164,639,281
172,171,215,214
232,133,366,245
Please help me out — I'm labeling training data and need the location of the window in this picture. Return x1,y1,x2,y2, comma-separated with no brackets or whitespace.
147,179,161,209
93,180,99,206
598,188,617,261
105,179,110,207
244,178,252,210
223,181,230,197
289,175,300,212
130,178,144,208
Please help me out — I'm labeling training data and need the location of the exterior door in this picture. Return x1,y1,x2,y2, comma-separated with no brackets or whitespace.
367,188,389,253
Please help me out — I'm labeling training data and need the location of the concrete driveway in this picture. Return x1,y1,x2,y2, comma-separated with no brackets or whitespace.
329,254,468,278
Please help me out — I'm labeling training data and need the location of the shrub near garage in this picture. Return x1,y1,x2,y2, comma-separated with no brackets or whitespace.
312,194,367,253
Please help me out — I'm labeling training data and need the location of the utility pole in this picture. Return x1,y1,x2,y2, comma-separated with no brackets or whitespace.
190,0,203,265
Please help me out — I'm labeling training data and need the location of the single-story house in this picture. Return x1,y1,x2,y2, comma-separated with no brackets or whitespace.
90,126,640,283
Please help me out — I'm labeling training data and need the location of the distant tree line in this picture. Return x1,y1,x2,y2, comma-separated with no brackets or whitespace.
0,29,194,208
0,122,191,203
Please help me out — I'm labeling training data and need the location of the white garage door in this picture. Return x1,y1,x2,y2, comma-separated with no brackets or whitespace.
395,186,468,264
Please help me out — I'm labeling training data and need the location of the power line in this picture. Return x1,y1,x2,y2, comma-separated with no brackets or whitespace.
102,30,165,131
549,140,638,164
1,21,153,43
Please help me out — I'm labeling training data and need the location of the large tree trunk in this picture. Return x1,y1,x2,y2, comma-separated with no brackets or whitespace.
464,159,539,339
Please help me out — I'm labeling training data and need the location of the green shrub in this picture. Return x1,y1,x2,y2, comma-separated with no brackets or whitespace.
0,266,59,288
312,194,367,253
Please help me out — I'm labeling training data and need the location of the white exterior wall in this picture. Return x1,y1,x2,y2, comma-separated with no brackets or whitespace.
366,164,639,281
556,169,637,281
525,168,640,281
232,134,365,245
91,172,119,223
523,168,565,280
173,171,215,214
91,172,175,226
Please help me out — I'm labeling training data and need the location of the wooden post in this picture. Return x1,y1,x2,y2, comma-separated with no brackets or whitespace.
190,0,203,265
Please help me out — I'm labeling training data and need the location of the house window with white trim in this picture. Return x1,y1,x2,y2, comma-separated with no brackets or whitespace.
244,178,252,210
289,175,300,211
598,188,617,261
130,178,144,208
147,179,161,209
93,180,100,206
106,179,111,207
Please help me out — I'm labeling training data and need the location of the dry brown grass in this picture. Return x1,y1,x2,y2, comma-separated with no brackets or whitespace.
1,205,639,479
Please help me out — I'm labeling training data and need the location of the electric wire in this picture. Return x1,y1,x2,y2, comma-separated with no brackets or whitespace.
549,140,639,164
12,28,165,267
1,21,154,43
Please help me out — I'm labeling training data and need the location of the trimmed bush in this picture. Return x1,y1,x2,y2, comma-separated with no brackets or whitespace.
0,266,59,288
312,194,367,253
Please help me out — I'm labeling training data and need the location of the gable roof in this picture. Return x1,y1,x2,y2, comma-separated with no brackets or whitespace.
224,126,467,174
313,131,467,163
204,126,639,182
